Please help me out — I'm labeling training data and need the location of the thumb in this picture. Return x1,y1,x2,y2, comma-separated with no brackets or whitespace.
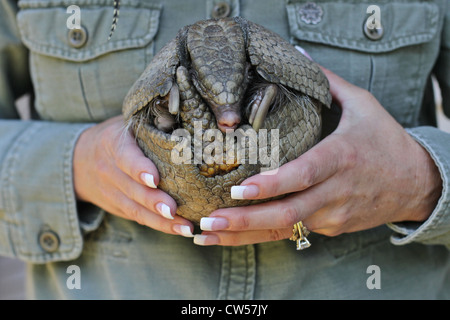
320,66,365,104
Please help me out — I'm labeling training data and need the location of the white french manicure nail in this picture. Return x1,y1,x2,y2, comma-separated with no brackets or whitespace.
194,234,219,245
295,45,313,61
231,185,259,199
178,225,194,238
193,235,209,245
141,172,157,188
200,217,214,231
160,203,173,220
231,186,246,199
200,217,228,231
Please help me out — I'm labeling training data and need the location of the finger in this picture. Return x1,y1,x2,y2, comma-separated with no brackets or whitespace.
108,164,181,222
301,207,344,235
196,203,347,246
232,134,349,200
115,170,179,221
114,193,192,235
104,180,194,236
320,66,367,103
101,185,195,237
193,228,292,246
207,185,327,232
112,126,161,189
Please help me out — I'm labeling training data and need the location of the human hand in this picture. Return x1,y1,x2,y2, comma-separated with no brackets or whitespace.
73,115,195,237
193,68,443,246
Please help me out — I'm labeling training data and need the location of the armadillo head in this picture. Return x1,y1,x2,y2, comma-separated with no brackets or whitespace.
187,19,248,132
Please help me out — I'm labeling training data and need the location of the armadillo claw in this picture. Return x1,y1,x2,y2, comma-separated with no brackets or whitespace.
251,84,278,132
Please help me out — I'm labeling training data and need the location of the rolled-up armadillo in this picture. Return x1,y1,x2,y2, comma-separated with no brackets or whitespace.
122,17,331,224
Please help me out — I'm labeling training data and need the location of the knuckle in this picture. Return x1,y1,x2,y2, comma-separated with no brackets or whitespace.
113,152,125,169
268,229,286,242
129,165,143,183
321,228,343,237
127,205,145,225
298,162,317,189
95,158,110,179
127,206,139,222
357,88,373,101
229,237,242,247
265,175,282,196
223,233,241,247
97,127,109,145
131,189,158,216
330,210,350,229
340,141,358,171
154,217,168,233
280,204,301,227
234,212,251,230
143,197,156,212
99,127,117,154
114,149,134,174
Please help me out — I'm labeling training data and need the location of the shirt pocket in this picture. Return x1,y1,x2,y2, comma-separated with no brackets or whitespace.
17,0,162,122
286,1,440,127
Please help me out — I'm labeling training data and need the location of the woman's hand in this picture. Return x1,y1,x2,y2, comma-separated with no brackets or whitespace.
73,115,195,237
193,68,443,246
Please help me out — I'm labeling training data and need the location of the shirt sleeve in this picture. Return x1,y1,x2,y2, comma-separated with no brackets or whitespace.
387,3,450,248
387,127,450,247
0,0,103,263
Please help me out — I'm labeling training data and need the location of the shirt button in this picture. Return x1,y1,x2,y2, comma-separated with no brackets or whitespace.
38,229,60,253
363,18,384,40
68,26,88,48
211,2,231,19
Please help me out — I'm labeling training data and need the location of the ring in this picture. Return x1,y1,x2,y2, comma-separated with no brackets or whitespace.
289,221,311,250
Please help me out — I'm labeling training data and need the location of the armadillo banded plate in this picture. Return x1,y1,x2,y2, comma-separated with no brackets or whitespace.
123,17,331,224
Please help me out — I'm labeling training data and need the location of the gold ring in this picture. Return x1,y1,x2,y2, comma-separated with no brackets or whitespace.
289,221,311,250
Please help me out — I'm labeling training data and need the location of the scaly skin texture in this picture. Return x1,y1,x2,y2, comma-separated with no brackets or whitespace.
188,19,247,109
123,18,331,224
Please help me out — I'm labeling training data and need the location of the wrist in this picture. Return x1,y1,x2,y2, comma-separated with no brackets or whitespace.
408,139,442,222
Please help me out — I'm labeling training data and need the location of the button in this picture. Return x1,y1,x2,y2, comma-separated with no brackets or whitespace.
211,2,231,19
363,18,383,41
68,26,88,48
38,229,60,253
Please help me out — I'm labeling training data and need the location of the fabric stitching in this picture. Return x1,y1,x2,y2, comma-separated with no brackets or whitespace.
389,128,450,245
286,2,439,53
5,123,42,257
17,5,161,62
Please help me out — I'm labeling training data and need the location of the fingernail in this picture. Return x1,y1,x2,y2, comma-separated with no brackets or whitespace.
193,234,219,246
231,185,259,199
295,45,313,61
200,217,229,231
156,202,173,220
173,224,194,238
141,172,157,188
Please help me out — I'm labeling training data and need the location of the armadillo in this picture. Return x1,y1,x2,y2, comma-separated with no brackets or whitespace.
122,17,331,224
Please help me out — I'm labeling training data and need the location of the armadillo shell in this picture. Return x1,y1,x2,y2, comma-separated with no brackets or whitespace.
133,96,322,224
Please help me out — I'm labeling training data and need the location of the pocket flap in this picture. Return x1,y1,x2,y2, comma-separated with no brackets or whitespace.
17,0,162,62
286,1,439,53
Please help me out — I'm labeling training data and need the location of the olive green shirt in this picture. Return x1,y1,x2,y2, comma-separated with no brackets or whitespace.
0,0,449,299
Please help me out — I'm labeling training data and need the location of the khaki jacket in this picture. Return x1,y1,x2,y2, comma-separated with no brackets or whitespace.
0,0,449,299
